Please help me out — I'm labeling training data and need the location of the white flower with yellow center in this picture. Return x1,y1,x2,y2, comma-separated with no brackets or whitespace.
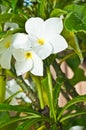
13,49,43,76
25,17,68,59
0,33,30,69
0,35,13,69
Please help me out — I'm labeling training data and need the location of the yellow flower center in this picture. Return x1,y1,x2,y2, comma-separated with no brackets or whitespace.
25,52,32,59
37,38,45,45
4,41,11,48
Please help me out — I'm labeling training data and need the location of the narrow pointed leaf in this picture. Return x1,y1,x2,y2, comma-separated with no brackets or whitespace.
60,111,86,122
0,103,40,115
58,95,86,120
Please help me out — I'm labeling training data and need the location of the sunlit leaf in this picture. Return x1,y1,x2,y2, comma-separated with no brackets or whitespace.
62,30,83,63
11,0,18,11
64,4,86,32
50,8,67,17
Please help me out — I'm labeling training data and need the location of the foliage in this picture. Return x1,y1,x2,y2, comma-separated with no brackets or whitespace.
0,0,86,130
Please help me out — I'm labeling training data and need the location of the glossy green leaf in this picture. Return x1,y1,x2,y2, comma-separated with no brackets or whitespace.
58,95,86,120
66,55,86,85
64,4,86,32
70,67,86,86
42,72,56,120
50,8,67,17
62,30,83,63
0,103,40,115
11,0,18,11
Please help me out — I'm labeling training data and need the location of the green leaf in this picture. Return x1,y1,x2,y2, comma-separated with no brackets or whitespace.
11,0,18,11
0,14,12,24
0,75,6,103
0,111,17,130
62,30,83,63
58,95,86,120
0,103,40,115
70,67,86,86
42,68,56,120
10,14,26,27
50,124,57,130
38,0,46,19
0,112,10,125
50,8,67,17
0,13,25,28
64,4,86,32
0,116,29,128
15,118,45,130
66,55,86,85
60,111,86,122
0,114,47,129
53,77,64,109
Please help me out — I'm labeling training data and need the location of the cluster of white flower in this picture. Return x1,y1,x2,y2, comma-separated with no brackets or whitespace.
0,17,68,76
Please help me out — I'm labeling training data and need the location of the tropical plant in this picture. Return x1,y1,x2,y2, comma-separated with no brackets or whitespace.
0,0,86,129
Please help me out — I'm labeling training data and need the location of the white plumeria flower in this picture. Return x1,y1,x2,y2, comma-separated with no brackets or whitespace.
12,33,31,50
25,17,68,59
0,35,14,69
69,126,84,130
13,48,43,76
6,79,31,105
4,22,19,31
0,33,30,69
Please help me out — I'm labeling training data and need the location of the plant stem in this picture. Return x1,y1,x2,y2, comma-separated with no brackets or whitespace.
15,76,39,104
0,75,6,103
47,67,56,121
37,79,44,109
8,68,39,107
30,74,44,109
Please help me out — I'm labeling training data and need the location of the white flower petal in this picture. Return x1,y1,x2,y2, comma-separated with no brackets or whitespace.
50,34,68,53
0,35,13,48
15,59,33,76
69,126,84,130
30,51,43,76
44,17,63,38
13,49,26,61
0,48,5,54
1,49,12,69
13,33,31,50
33,43,53,59
6,79,20,93
25,17,44,37
4,22,19,31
